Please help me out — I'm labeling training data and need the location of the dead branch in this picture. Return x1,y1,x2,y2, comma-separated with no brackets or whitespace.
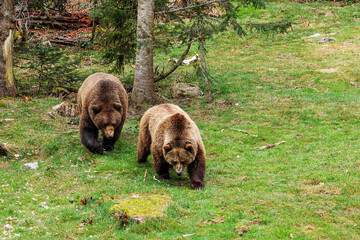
143,169,147,183
254,141,286,151
292,86,320,92
1,118,15,122
50,37,76,46
49,130,78,134
153,176,169,186
154,40,192,83
27,11,91,29
230,128,249,134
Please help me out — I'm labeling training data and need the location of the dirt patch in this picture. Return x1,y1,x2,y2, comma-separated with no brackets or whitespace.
317,68,339,73
298,182,342,196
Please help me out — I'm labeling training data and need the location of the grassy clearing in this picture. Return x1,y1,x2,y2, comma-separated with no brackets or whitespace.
1,1,360,239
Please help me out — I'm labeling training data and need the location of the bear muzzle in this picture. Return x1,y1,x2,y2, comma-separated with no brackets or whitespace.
103,126,115,139
175,163,184,176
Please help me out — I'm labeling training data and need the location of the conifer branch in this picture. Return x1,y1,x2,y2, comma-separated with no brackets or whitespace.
155,0,228,15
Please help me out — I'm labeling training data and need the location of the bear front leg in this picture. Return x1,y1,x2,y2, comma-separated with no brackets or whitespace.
102,137,115,152
187,147,206,190
80,127,104,154
153,153,171,179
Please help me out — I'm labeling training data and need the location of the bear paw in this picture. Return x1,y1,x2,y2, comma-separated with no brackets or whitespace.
191,181,204,190
103,145,114,152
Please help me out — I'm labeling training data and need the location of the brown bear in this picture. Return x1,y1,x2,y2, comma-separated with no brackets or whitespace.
137,103,206,190
77,73,128,154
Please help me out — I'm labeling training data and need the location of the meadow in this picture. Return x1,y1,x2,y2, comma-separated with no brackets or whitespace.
1,1,360,239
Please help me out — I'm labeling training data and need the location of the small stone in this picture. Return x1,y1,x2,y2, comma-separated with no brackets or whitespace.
22,162,39,170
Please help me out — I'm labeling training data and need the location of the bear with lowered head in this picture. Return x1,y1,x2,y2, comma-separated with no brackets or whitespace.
137,103,206,190
78,73,128,154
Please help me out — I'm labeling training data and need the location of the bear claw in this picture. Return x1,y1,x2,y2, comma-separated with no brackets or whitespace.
191,181,204,190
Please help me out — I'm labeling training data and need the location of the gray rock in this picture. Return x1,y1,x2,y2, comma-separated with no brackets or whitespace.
170,83,204,98
22,162,39,170
318,37,337,44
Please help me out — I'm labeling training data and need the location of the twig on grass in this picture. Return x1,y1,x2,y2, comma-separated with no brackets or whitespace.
255,141,286,151
143,169,147,183
183,233,196,237
49,130,78,134
230,128,249,134
153,176,169,186
292,86,320,92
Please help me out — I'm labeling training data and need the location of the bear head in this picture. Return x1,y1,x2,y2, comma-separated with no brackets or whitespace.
163,141,196,176
89,102,123,139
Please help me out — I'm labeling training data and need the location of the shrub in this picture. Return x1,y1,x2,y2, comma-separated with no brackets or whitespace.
15,42,82,96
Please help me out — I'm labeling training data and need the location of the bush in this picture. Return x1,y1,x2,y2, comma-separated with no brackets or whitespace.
15,42,82,96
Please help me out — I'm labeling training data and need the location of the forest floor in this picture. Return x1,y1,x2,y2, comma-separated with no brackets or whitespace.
1,1,360,239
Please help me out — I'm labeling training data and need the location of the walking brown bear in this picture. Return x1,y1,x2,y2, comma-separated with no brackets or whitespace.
137,104,206,190
77,73,128,154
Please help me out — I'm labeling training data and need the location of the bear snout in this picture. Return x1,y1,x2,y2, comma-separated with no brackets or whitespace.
176,171,183,176
104,126,114,139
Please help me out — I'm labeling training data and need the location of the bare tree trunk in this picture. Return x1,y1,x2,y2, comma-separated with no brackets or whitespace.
131,0,155,106
89,0,98,46
0,0,16,98
199,39,212,102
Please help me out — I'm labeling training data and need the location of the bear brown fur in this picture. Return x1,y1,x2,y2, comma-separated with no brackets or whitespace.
137,103,206,190
78,73,128,154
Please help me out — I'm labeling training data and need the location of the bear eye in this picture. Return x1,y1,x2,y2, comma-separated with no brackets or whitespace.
163,143,172,152
113,103,122,112
185,143,193,152
92,105,101,114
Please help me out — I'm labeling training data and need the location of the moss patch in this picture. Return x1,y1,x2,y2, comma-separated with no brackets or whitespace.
109,193,173,221
0,100,7,107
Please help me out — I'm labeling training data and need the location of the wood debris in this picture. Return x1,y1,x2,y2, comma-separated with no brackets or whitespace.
143,169,147,183
230,128,249,134
254,141,286,151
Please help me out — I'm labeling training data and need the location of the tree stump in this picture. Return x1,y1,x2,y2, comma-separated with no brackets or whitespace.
0,142,9,156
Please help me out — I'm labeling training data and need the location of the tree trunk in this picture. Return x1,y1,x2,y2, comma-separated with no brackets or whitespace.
199,39,213,102
0,0,16,98
131,0,155,106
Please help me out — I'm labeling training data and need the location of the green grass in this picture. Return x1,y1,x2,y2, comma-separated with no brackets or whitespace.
1,1,360,239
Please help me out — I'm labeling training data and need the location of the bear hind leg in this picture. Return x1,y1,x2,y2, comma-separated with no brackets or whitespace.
137,126,151,163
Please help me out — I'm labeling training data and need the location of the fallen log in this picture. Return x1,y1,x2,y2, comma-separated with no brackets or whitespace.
25,11,91,29
50,37,76,46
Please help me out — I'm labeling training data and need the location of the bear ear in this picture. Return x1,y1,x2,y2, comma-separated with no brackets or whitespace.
163,143,172,153
185,143,194,152
113,102,122,112
92,105,101,114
